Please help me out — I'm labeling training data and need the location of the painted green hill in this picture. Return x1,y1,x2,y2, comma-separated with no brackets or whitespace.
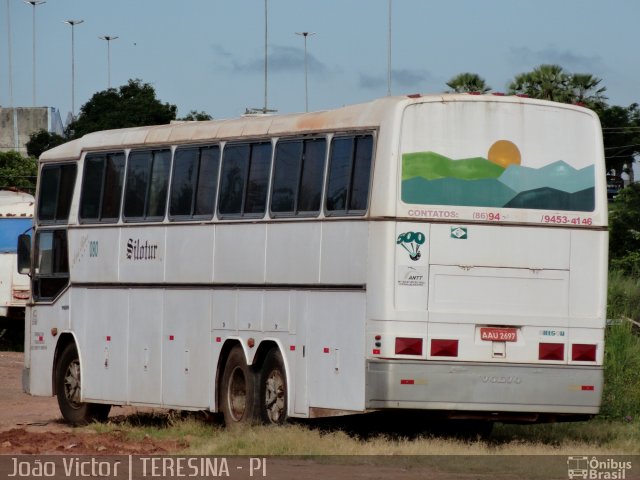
402,151,505,181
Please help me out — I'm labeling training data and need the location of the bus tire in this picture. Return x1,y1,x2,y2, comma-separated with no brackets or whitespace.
220,345,257,427
258,348,287,425
55,343,111,426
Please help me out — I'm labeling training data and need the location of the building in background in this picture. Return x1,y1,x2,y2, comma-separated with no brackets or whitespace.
0,107,64,155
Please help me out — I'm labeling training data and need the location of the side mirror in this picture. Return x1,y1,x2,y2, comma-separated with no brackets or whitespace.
17,234,31,275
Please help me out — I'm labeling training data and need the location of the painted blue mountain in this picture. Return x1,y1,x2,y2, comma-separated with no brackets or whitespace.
504,187,595,211
498,161,594,194
402,177,517,207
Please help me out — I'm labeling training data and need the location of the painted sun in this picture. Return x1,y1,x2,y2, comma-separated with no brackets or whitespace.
487,140,521,168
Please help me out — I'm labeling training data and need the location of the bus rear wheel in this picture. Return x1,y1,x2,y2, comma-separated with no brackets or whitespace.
258,348,287,424
55,343,111,426
220,345,257,427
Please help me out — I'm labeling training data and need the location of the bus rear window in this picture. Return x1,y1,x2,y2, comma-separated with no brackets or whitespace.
400,102,597,214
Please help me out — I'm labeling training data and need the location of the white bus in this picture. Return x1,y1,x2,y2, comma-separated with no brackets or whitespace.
0,190,34,319
20,94,608,427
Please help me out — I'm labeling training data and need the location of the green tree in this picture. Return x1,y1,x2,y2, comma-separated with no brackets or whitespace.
507,64,608,108
179,110,213,121
446,73,491,93
67,79,177,139
25,129,67,159
0,151,38,192
597,103,640,178
609,183,640,276
508,64,571,102
569,73,607,109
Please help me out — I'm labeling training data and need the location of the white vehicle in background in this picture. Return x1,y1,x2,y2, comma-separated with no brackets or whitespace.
20,93,608,428
0,190,34,319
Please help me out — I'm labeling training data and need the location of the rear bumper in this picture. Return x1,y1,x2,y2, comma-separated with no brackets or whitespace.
366,359,603,415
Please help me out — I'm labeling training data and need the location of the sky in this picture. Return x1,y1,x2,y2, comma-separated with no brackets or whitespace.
1,0,639,122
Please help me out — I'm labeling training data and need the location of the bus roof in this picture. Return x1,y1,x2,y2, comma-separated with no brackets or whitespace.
0,190,35,217
41,94,597,161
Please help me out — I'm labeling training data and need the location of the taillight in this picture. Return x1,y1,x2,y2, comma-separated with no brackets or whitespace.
12,289,29,300
572,344,597,362
430,339,458,357
539,343,564,361
395,337,422,356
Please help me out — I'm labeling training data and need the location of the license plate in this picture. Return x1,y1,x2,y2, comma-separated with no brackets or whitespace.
480,327,517,342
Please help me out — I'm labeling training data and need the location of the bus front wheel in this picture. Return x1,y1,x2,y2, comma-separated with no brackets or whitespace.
220,345,257,426
258,348,287,424
55,343,111,426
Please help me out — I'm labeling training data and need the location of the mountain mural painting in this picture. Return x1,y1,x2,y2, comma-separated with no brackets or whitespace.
401,144,595,212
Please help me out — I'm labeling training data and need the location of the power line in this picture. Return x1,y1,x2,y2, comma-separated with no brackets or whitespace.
604,143,640,150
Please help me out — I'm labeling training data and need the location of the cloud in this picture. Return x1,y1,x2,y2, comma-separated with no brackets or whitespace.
358,68,431,90
213,44,329,76
508,46,605,73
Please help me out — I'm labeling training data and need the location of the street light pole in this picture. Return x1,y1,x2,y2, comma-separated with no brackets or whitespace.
99,35,119,89
64,19,84,118
295,32,315,112
387,0,392,96
24,1,45,106
263,0,268,113
246,0,276,115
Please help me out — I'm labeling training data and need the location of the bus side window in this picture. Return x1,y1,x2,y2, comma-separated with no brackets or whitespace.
170,145,220,220
79,152,125,223
218,142,271,218
123,149,171,221
33,229,70,300
271,137,326,216
38,164,77,223
325,134,373,215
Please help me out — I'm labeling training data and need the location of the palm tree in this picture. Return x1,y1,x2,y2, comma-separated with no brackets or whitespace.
446,73,491,94
568,73,607,109
508,64,570,102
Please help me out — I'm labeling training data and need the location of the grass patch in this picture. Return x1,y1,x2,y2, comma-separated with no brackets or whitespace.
604,270,640,420
90,411,639,456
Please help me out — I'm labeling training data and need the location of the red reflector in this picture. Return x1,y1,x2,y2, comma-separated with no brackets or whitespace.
106,336,111,342
539,343,564,361
374,335,382,341
400,379,414,385
395,337,423,356
169,335,175,341
430,339,458,357
290,345,295,351
572,344,596,362
372,349,381,355
581,385,595,391
323,347,330,353
215,337,222,343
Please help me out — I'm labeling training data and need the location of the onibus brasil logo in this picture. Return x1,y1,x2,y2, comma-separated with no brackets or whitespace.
396,231,425,261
